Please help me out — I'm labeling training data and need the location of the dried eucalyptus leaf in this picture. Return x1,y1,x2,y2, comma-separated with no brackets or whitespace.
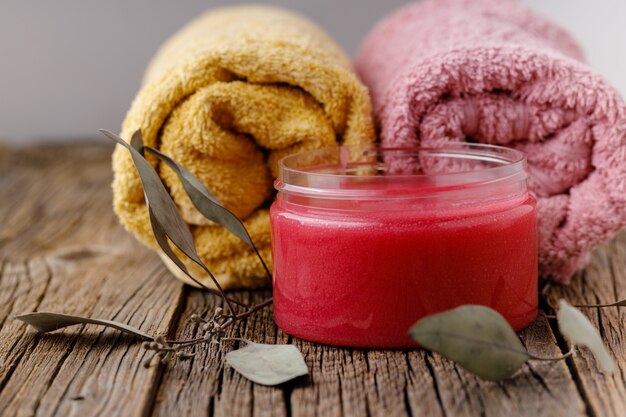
100,129,200,263
226,340,308,386
149,205,192,277
145,147,220,203
408,305,530,381
101,129,239,314
129,129,145,153
557,299,615,373
143,145,270,278
100,130,212,283
144,147,258,251
15,312,152,340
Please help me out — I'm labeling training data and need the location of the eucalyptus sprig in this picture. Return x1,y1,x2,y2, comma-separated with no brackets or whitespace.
143,146,272,279
409,300,615,381
16,128,305,387
100,129,240,317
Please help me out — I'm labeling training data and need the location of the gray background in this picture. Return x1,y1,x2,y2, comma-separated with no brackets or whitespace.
1,0,624,143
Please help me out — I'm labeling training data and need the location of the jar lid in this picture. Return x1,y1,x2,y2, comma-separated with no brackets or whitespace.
275,143,527,201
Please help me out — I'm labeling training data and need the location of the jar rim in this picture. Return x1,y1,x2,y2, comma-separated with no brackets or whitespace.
275,143,528,200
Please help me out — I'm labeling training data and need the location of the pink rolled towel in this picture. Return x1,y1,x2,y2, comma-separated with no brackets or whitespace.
356,0,626,283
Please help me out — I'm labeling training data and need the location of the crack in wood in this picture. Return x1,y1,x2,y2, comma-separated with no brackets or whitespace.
0,259,52,391
526,363,553,396
542,293,598,417
141,282,189,417
423,352,447,417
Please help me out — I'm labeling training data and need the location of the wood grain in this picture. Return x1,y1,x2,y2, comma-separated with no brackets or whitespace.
0,144,624,416
0,145,185,417
544,236,626,417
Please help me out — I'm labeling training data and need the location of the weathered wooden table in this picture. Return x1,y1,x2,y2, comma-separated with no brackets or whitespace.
1,144,625,417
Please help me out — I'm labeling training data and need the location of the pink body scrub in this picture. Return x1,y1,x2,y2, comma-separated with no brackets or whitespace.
270,144,537,348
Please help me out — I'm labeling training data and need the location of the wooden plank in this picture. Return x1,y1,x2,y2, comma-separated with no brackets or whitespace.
0,145,186,417
544,232,626,417
421,313,586,417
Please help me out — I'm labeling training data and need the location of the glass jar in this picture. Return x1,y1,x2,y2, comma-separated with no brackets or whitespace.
270,144,537,348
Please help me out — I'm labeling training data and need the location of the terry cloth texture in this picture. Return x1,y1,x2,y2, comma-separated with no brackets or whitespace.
112,5,375,289
356,0,626,283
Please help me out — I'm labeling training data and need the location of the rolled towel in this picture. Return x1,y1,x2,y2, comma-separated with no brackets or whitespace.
356,0,626,283
113,5,375,289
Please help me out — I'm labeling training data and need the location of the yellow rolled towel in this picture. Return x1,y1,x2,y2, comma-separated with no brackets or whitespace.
112,5,375,289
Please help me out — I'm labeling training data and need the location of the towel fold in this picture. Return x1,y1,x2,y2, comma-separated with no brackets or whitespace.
112,5,375,289
356,0,626,283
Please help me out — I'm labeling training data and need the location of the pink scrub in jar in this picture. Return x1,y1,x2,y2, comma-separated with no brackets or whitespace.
270,144,537,348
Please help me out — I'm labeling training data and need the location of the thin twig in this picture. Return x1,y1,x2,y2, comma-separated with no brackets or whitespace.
529,345,576,362
167,336,206,345
252,246,272,280
195,262,238,318
165,298,273,345
574,303,624,308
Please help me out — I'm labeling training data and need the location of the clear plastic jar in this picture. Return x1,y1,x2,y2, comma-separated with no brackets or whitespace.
270,144,537,348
